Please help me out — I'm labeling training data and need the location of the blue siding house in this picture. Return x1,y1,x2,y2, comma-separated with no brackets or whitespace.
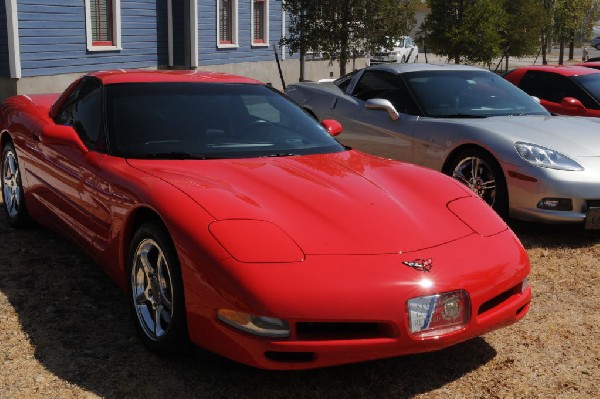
0,0,316,99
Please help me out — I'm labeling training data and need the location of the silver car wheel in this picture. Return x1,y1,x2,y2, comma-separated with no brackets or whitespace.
131,237,174,341
452,156,497,206
2,148,21,219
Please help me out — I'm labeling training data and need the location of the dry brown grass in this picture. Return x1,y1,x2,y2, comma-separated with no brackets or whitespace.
1,201,599,398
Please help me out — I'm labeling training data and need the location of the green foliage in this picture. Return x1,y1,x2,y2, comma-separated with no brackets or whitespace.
281,0,420,75
418,0,506,65
502,0,547,58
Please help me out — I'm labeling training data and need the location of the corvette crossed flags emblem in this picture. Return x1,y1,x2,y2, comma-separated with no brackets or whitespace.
402,258,432,272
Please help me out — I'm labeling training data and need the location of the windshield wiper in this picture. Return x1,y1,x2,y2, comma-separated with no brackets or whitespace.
132,152,221,160
261,153,301,158
435,114,488,119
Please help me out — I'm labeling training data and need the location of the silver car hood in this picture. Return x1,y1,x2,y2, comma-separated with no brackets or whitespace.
447,115,600,157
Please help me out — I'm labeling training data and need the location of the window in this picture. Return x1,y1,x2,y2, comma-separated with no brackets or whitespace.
252,0,268,45
352,71,418,115
218,0,238,47
55,78,104,151
85,0,121,51
521,71,597,109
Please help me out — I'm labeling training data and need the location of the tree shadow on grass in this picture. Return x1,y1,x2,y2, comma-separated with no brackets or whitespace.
0,209,495,399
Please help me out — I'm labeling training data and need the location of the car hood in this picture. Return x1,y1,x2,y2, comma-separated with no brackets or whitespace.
447,115,600,157
127,151,483,255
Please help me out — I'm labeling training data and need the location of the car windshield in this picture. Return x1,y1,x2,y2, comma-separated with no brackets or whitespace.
573,74,600,102
403,70,550,118
105,83,345,159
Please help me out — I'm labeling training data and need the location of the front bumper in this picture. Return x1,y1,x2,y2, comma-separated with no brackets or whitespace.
181,231,530,369
503,157,600,228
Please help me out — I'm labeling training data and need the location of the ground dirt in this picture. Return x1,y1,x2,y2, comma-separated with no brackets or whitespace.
0,196,599,399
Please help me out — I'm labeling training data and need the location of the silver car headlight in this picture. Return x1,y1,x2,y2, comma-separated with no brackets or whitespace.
515,142,583,171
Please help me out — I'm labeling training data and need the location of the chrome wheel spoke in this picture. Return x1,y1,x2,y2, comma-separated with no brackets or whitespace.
2,151,21,218
8,193,17,214
453,156,497,206
453,170,470,185
479,179,496,191
471,158,480,180
157,257,173,310
131,237,175,341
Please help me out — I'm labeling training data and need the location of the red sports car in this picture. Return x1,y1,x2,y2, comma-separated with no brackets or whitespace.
0,70,531,370
576,61,600,70
503,65,600,117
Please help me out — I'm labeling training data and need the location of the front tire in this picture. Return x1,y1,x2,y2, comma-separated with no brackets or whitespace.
128,222,189,355
448,149,508,218
1,142,30,227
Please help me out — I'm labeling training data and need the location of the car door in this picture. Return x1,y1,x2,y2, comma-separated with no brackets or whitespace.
42,77,106,249
329,70,418,162
518,71,599,116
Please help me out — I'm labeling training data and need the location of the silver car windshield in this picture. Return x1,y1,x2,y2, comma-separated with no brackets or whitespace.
403,70,550,118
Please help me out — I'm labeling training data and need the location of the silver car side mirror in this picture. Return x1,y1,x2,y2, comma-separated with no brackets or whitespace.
365,98,400,121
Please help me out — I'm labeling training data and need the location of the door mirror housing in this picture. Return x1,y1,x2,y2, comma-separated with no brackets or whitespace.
365,98,400,120
321,119,343,136
561,97,586,111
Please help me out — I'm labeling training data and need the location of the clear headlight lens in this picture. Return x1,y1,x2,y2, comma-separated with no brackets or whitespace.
515,142,583,171
408,290,470,338
217,309,290,338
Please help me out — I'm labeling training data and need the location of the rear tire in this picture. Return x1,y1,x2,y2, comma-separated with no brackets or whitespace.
128,222,190,355
1,142,30,227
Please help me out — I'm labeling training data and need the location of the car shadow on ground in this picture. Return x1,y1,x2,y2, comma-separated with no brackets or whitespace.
507,218,600,250
0,208,497,398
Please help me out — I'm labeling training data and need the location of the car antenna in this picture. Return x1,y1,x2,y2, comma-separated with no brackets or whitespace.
273,44,286,91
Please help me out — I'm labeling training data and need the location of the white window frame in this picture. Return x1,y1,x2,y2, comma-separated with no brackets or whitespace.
85,0,122,51
217,0,239,48
251,0,269,47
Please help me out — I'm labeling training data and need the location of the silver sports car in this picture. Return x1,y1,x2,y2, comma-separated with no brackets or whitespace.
285,63,600,228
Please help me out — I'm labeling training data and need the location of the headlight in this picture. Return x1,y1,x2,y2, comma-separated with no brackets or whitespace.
408,290,470,338
515,142,583,171
209,219,304,263
217,309,290,337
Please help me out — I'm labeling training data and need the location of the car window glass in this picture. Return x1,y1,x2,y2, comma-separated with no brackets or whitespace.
334,70,359,93
519,71,591,106
241,95,281,123
572,75,600,109
55,78,103,150
351,70,419,115
105,83,345,159
404,70,549,117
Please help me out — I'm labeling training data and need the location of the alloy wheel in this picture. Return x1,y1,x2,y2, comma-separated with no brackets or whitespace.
131,238,175,341
452,156,497,206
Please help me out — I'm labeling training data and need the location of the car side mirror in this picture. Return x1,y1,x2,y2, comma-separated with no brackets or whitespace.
321,119,343,136
41,124,88,153
365,98,399,120
561,97,586,111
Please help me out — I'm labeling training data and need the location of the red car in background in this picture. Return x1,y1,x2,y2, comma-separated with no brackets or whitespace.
0,70,531,369
503,65,600,117
576,60,600,70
